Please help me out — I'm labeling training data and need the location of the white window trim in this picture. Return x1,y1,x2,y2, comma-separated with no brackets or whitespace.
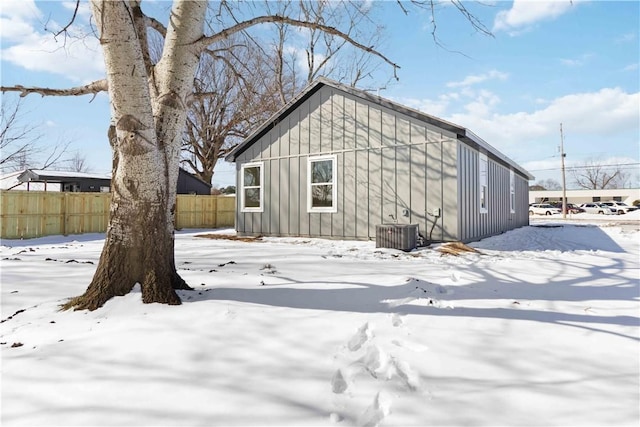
509,170,516,214
479,153,488,214
240,162,264,213
307,155,337,213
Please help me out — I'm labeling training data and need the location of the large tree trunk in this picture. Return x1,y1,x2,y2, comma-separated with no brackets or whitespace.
64,0,205,310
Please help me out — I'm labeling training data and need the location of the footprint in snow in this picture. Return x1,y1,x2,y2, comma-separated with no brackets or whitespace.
331,369,348,394
391,357,420,391
357,345,389,379
348,322,373,352
391,313,404,327
358,391,391,427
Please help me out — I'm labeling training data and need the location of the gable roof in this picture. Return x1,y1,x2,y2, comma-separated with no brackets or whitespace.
3,169,211,194
17,169,112,182
226,77,533,180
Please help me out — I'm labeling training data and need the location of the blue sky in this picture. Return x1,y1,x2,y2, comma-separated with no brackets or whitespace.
1,0,638,188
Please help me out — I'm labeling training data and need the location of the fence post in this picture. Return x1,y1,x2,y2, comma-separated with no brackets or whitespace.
212,196,218,227
62,192,68,236
40,192,46,237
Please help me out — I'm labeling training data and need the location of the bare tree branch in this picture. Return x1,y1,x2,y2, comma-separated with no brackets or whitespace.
1,80,108,99
146,15,167,38
196,14,401,79
64,151,91,172
1,96,75,172
52,0,81,38
571,158,629,189
407,0,493,58
1,98,42,170
40,139,72,170
449,0,493,36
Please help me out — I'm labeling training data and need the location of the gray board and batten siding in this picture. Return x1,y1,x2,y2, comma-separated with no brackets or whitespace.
227,78,533,243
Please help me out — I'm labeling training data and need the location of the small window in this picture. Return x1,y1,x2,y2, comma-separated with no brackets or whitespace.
509,170,515,214
479,153,488,214
308,155,337,212
241,162,263,212
592,196,601,202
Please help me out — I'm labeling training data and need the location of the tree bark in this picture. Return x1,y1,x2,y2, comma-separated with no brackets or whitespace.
64,0,205,310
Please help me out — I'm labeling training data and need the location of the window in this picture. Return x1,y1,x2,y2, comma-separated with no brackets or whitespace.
509,170,515,213
308,155,337,212
479,153,488,213
241,162,263,212
592,196,601,202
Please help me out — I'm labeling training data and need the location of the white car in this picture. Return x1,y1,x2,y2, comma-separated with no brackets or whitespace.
529,204,562,216
599,201,638,214
579,203,615,215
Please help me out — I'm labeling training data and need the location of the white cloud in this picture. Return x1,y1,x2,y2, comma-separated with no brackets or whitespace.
0,1,104,84
0,0,42,41
622,63,639,72
493,0,577,34
560,53,594,67
446,70,509,88
400,84,639,178
0,0,41,20
446,88,639,159
615,32,637,44
399,92,459,118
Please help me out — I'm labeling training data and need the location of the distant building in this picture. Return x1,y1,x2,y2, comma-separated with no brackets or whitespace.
0,168,212,195
1,169,111,192
529,188,640,205
176,168,212,195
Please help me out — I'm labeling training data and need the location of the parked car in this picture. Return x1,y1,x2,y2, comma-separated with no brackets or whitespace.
566,203,585,214
549,202,585,214
529,204,562,216
579,203,616,215
599,201,638,214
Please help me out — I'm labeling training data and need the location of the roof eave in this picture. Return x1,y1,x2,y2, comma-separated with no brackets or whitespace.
461,130,535,181
225,79,329,162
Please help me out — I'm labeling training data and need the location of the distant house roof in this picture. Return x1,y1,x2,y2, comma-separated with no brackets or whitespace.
17,169,112,182
226,77,534,181
1,168,211,194
177,168,212,195
0,169,111,191
0,170,36,191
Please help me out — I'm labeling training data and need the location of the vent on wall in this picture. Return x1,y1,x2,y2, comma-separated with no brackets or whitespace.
375,224,418,252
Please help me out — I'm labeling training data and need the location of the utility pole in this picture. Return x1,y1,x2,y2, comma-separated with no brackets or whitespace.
560,123,567,219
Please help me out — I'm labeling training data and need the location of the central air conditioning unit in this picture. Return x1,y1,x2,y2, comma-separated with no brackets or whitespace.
375,224,418,252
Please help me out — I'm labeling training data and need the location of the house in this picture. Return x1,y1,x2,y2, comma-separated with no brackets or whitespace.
0,170,55,191
2,170,111,192
176,168,212,195
1,168,212,195
226,78,533,244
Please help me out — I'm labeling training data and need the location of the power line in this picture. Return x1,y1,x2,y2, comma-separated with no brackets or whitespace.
528,162,640,172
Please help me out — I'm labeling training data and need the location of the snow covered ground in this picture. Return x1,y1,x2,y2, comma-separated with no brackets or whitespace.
1,212,639,426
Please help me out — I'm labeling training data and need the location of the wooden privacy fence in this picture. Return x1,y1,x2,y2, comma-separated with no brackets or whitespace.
0,191,236,239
